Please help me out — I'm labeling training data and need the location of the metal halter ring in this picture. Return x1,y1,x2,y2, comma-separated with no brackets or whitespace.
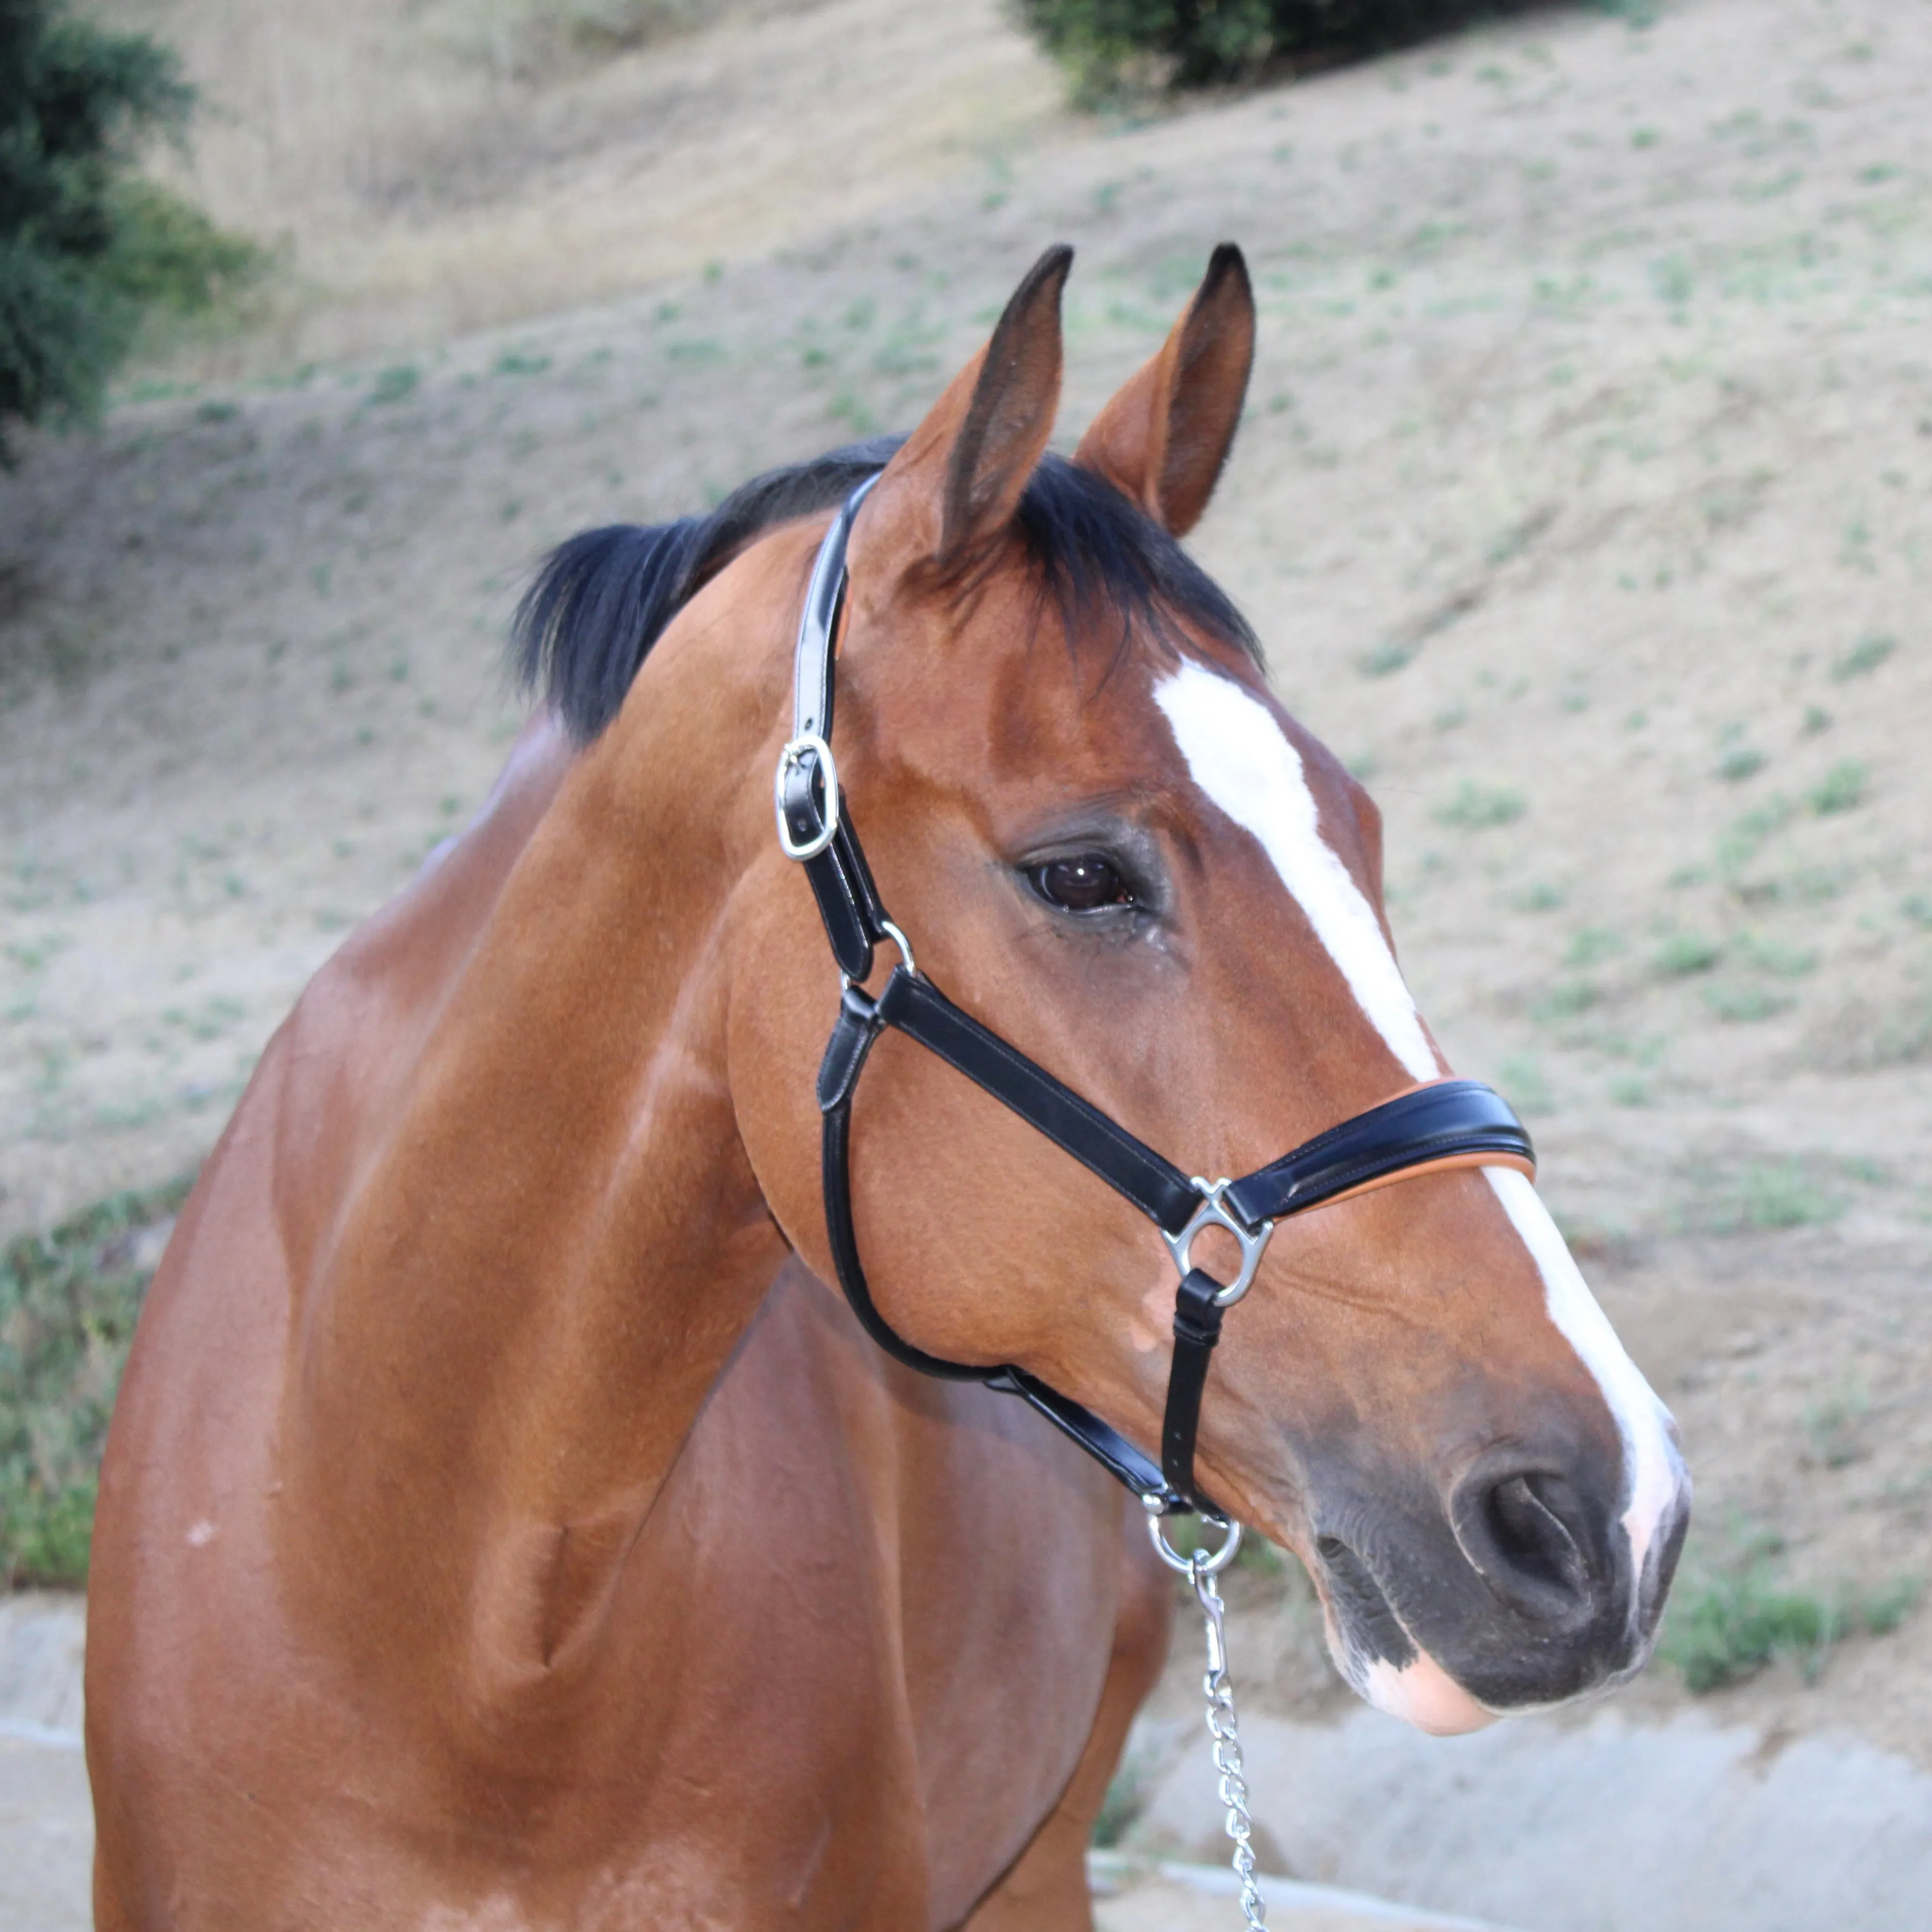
1164,1179,1274,1308
774,733,839,860
843,918,919,994
1144,1494,1244,1574
877,919,917,979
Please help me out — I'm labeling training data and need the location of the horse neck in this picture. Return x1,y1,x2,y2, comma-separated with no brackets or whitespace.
282,544,801,1696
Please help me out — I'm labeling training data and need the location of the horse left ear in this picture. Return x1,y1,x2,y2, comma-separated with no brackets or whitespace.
859,244,1072,579
1074,243,1255,537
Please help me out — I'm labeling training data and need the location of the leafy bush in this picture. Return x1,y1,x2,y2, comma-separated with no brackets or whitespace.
1014,0,1539,98
0,1176,190,1585
0,0,262,460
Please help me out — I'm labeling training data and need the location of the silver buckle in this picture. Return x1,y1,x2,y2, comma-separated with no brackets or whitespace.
1164,1179,1273,1308
774,732,838,860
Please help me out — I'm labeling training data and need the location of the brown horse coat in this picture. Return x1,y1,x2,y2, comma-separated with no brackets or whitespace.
87,243,1687,1928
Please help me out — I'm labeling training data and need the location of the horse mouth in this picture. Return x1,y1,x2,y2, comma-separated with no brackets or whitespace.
1314,1533,1418,1675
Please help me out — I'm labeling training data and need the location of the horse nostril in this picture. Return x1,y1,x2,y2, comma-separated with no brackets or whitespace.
1457,1470,1592,1623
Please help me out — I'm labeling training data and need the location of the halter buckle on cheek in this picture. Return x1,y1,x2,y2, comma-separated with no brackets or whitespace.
1165,1179,1273,1308
775,732,840,860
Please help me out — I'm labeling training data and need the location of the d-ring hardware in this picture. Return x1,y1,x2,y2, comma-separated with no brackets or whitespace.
775,733,839,860
877,919,918,980
841,918,919,995
1144,1493,1244,1575
1164,1179,1274,1308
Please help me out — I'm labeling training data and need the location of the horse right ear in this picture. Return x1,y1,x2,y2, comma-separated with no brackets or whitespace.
1074,243,1254,537
860,245,1072,579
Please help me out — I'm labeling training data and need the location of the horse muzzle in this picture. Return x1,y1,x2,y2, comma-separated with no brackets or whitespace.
1306,1431,1692,1732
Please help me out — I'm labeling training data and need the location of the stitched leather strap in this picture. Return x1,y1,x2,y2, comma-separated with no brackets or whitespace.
818,988,988,1382
987,1367,1173,1501
1162,1269,1226,1501
1225,1080,1533,1229
876,969,1200,1234
791,475,877,746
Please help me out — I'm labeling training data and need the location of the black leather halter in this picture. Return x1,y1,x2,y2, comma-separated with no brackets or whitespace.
776,480,1535,1517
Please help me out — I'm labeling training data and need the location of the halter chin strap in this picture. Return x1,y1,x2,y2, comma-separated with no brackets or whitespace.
780,480,1535,1516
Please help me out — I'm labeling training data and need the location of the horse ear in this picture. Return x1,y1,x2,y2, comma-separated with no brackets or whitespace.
866,244,1072,574
1074,243,1255,537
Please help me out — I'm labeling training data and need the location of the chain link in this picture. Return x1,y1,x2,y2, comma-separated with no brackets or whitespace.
1189,1553,1267,1929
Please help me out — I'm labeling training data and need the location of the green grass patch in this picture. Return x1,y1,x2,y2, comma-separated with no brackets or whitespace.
1,1177,191,1586
1831,633,1897,681
1498,1053,1553,1115
1565,927,1624,968
1434,781,1526,830
1511,881,1566,913
1716,796,1793,879
1660,1523,1919,1692
1715,746,1766,783
1531,980,1599,1022
1653,932,1723,977
1738,936,1817,979
1804,1381,1870,1471
368,364,420,405
1703,982,1793,1023
1806,759,1869,815
1358,639,1415,677
1681,1159,1844,1234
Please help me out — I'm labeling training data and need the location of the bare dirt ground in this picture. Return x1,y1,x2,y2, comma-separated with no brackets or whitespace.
4,0,1932,1853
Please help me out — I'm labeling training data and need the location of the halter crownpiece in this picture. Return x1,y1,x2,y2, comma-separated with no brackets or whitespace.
780,478,1535,1517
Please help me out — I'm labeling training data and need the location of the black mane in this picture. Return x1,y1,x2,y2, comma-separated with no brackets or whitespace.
512,435,1260,744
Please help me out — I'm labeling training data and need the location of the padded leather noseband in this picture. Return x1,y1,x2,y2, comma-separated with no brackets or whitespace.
779,479,1535,1517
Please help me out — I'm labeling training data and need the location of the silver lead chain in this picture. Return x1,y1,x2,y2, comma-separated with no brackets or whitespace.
1191,1552,1267,1929
1144,1503,1267,1928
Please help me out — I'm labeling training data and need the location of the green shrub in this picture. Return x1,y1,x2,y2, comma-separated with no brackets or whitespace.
0,0,262,458
0,1175,190,1585
1013,0,1537,99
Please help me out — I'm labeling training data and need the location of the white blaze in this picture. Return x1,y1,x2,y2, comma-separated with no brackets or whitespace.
1151,658,1683,1591
1152,660,1439,1082
1484,1167,1682,1585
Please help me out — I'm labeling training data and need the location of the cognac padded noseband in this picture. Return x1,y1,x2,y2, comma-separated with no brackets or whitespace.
776,479,1535,1517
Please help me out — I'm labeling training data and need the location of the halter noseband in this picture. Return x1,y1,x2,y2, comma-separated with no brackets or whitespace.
778,478,1535,1518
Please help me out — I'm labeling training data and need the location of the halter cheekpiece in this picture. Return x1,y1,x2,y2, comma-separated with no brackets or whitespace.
778,478,1535,1518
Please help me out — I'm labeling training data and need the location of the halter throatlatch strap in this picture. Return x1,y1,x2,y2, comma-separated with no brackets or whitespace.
784,481,1536,1517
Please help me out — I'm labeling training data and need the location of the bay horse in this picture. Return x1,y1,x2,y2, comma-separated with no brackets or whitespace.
86,244,1689,1929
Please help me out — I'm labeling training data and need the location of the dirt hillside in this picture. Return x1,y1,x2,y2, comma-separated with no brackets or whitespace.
3,0,1930,1772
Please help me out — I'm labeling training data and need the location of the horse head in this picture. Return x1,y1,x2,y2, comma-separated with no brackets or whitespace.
730,244,1689,1735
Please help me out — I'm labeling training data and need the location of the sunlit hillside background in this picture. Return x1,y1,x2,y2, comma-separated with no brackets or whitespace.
3,1,1932,1920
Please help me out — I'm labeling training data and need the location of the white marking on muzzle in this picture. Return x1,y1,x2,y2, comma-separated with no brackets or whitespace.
1484,1167,1683,1589
1152,661,1439,1082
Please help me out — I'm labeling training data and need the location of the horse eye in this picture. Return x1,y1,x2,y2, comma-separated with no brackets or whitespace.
1030,855,1136,913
